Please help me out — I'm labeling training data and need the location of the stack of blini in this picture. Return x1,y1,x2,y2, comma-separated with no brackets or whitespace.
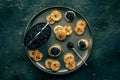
63,53,77,70
28,50,43,62
46,10,62,24
54,25,73,41
74,19,87,35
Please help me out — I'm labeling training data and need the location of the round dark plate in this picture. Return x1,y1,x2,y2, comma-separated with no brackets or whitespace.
24,6,93,75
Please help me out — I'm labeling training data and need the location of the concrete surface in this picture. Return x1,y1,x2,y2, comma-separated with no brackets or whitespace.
0,0,120,80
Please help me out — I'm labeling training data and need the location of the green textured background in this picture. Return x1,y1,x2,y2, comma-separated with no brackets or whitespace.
0,0,120,80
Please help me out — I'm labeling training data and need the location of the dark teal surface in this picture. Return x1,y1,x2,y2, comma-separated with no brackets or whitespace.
0,0,120,80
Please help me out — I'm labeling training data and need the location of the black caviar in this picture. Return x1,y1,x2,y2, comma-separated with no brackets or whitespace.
67,42,74,49
65,11,75,22
50,47,60,56
79,41,86,49
24,22,51,49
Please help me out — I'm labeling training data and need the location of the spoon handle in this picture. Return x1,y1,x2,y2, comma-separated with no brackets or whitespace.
72,48,87,66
